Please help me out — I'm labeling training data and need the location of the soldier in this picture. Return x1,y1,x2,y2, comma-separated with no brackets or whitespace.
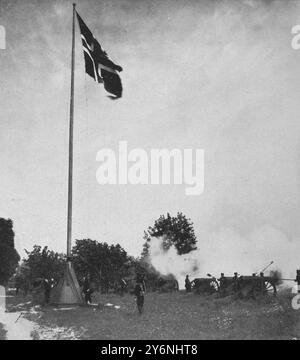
296,270,300,293
233,272,240,294
185,275,191,293
120,278,127,296
43,278,52,304
259,272,265,294
134,278,145,314
250,273,258,298
218,273,227,297
83,275,93,304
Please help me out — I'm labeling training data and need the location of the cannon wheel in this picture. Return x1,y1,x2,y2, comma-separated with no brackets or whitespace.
209,279,219,293
263,281,277,296
253,280,277,298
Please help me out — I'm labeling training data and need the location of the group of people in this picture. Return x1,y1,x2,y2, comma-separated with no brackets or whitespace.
82,274,146,315
185,272,268,297
218,272,269,298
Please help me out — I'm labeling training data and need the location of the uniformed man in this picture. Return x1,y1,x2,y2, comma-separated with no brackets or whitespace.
296,270,300,293
185,275,192,293
43,278,52,304
83,276,93,304
233,272,240,294
259,272,265,294
120,278,127,296
134,278,145,314
218,273,227,297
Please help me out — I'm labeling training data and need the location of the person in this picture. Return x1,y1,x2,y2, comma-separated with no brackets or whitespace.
83,276,93,304
295,270,300,293
259,272,265,294
120,278,127,296
43,278,52,304
185,275,191,293
250,273,258,298
233,272,240,294
218,273,227,297
134,277,146,314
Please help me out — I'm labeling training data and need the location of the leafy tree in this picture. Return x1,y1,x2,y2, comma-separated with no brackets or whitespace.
71,239,132,289
0,218,20,286
142,212,197,256
22,245,66,285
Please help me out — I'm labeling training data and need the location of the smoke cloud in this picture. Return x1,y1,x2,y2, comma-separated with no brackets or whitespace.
148,236,199,287
148,225,300,289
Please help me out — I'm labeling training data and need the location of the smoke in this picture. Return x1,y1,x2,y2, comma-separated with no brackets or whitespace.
148,236,199,288
148,226,300,289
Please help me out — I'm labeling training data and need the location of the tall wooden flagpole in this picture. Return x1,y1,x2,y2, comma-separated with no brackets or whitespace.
51,3,84,304
67,3,76,258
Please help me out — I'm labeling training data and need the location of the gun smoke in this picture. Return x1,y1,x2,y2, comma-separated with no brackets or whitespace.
148,226,300,289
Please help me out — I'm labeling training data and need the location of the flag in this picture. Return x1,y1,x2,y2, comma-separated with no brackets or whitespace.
76,12,123,99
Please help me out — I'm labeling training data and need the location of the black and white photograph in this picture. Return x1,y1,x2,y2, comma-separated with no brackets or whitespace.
1,0,300,342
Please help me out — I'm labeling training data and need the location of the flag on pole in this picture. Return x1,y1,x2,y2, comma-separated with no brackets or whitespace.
76,12,123,99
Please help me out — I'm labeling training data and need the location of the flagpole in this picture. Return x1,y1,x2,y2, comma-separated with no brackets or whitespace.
67,3,76,259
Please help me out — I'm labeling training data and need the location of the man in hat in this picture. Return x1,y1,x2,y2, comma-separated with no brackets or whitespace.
218,273,228,297
185,275,192,293
233,272,240,295
134,277,146,314
83,275,93,304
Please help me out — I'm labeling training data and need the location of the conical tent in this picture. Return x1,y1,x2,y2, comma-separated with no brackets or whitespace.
51,262,84,305
0,285,6,312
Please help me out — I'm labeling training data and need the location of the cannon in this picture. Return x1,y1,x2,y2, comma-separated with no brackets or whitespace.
191,275,219,295
218,273,277,298
192,272,277,298
157,276,179,292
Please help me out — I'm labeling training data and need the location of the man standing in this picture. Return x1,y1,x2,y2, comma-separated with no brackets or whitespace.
185,275,192,293
134,277,145,314
218,273,227,297
120,278,127,296
43,278,52,304
233,272,240,295
83,276,93,304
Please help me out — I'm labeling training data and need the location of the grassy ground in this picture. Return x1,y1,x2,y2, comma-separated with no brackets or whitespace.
4,289,300,340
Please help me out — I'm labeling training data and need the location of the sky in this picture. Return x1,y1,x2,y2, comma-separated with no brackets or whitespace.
1,0,300,279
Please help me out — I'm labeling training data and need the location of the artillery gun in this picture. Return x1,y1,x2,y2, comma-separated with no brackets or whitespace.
192,262,278,298
219,273,277,298
191,274,219,295
156,275,179,292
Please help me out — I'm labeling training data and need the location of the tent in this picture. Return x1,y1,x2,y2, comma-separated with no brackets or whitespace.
51,262,84,305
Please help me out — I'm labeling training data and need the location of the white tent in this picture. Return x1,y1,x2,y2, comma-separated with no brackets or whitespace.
51,263,84,305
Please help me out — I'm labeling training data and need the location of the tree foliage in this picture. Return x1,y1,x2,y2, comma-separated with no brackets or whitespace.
22,245,66,285
143,212,197,256
71,239,133,288
0,218,20,286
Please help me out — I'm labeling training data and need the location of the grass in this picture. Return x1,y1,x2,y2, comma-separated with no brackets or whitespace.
5,289,299,340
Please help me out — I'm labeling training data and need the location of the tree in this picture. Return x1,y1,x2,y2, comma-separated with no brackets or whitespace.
143,212,197,256
0,218,20,286
22,245,66,285
71,239,132,289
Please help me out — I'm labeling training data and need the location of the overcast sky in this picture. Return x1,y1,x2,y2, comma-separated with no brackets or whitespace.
1,0,300,277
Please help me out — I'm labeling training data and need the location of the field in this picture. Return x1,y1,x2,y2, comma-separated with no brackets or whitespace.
1,289,300,340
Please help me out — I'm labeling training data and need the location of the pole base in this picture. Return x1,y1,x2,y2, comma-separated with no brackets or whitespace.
50,262,84,305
